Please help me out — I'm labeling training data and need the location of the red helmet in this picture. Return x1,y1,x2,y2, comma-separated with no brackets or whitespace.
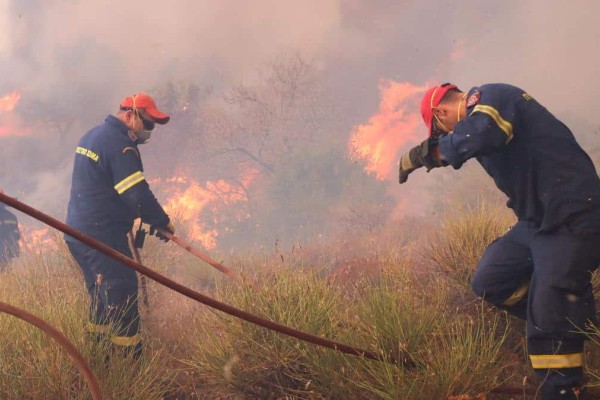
420,83,457,136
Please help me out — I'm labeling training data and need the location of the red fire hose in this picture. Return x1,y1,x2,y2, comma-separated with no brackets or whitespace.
0,192,385,363
0,301,102,400
158,230,246,282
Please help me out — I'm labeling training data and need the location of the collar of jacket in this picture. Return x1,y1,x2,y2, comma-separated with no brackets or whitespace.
105,115,130,135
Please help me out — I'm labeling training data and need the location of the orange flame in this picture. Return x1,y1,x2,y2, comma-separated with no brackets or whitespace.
0,90,30,137
349,80,427,180
153,169,258,250
164,180,220,249
19,226,59,252
0,91,20,112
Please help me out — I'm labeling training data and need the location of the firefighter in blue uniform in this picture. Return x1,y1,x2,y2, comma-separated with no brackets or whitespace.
0,202,20,269
65,93,174,359
399,83,600,399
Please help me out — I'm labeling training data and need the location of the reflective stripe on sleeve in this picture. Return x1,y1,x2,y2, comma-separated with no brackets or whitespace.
530,353,584,369
471,104,514,143
114,171,145,194
111,333,142,347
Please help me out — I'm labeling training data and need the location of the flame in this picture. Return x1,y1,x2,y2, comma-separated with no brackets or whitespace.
164,180,219,249
19,226,58,252
153,169,258,250
0,91,20,112
0,90,30,137
349,80,427,180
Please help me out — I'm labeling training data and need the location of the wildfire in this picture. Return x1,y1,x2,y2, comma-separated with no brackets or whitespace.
0,90,29,137
0,91,20,112
348,80,427,180
19,226,59,252
153,170,258,250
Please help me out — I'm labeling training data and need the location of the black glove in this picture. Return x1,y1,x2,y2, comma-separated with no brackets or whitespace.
398,138,447,184
149,221,175,242
134,227,146,249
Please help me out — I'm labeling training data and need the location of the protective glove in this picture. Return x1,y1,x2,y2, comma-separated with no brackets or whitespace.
398,137,447,184
398,152,419,184
149,221,175,242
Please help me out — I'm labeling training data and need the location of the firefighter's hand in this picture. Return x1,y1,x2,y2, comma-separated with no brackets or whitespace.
150,221,175,242
399,138,448,184
398,152,420,184
412,138,447,169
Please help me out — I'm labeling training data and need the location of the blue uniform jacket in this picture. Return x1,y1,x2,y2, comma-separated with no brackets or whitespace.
438,83,600,232
66,115,169,237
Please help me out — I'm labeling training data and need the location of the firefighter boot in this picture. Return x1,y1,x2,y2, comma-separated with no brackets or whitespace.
540,385,587,400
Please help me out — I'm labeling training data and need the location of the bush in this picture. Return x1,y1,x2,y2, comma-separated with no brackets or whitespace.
422,201,515,290
184,245,516,399
0,238,175,399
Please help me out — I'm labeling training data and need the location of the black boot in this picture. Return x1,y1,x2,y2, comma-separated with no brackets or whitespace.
541,385,587,400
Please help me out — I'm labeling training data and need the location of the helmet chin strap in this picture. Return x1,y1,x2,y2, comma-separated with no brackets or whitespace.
457,93,467,122
433,114,450,133
130,94,152,144
433,92,467,133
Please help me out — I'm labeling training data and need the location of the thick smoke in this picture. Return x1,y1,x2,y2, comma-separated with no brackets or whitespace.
1,0,599,249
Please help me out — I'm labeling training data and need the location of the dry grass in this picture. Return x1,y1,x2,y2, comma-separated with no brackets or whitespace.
421,200,516,290
181,236,517,399
1,203,597,399
0,235,179,399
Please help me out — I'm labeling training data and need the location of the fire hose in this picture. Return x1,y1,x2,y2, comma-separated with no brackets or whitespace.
158,231,538,396
0,192,385,363
0,301,102,400
157,231,247,283
0,193,539,396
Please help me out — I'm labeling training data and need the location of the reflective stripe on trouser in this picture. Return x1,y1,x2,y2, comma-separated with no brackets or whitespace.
530,353,583,370
86,322,111,334
112,333,142,347
66,234,141,341
86,322,142,348
528,338,585,399
527,224,598,395
470,222,535,320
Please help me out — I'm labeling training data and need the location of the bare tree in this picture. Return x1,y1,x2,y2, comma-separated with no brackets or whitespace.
193,52,331,178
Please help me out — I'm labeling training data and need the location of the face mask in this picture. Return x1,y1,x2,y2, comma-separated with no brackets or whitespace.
128,110,154,144
136,129,152,144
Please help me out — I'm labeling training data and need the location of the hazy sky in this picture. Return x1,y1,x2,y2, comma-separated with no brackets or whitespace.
1,0,599,247
2,0,598,115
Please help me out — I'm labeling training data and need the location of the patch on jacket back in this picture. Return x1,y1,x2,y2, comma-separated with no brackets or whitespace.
466,91,480,108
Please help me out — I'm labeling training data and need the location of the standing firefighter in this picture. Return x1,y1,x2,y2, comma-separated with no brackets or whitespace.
0,202,20,269
65,93,174,360
399,83,600,400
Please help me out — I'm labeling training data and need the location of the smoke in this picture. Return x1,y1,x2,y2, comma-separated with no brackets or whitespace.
2,0,342,97
1,0,599,248
3,1,598,117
